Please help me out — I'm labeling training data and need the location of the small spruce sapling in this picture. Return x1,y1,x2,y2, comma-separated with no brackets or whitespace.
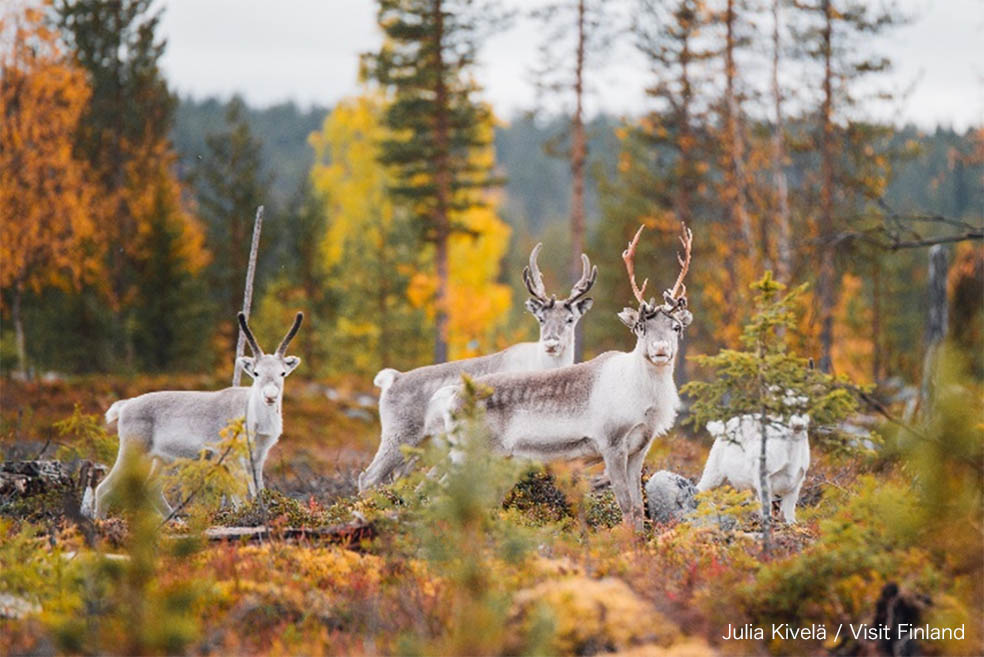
681,272,862,554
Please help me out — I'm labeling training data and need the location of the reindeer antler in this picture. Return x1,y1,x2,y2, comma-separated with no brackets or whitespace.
276,312,304,356
666,221,692,302
522,243,550,302
238,312,263,356
564,253,598,305
622,225,649,305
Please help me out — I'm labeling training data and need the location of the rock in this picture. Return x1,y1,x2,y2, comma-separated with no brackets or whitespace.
354,393,377,408
343,408,373,422
0,593,41,619
645,470,697,524
507,577,679,655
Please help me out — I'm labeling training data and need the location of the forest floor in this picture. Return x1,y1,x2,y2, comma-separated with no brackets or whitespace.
0,374,979,656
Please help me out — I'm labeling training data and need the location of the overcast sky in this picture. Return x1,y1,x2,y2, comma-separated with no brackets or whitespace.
158,0,983,130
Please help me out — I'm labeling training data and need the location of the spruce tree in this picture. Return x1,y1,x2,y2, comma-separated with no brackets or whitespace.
191,97,272,352
365,0,505,363
682,272,861,554
53,0,208,370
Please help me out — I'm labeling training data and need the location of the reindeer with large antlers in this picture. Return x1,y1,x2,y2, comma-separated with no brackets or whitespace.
430,223,694,528
358,244,597,492
92,312,304,518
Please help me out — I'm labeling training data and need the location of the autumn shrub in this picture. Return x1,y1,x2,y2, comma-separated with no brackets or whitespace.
46,450,208,655
213,487,323,528
385,376,551,655
501,467,573,526
736,347,983,656
53,403,117,464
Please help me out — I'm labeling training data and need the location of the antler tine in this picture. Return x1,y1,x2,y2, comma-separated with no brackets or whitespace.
565,253,598,304
237,312,263,356
622,225,649,305
667,221,693,301
522,242,549,301
276,312,304,356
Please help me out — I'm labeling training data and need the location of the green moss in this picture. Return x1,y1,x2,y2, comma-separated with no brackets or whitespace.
212,489,323,527
502,469,572,526
584,489,622,530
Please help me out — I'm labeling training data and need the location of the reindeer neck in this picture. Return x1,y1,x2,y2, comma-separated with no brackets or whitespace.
246,385,282,436
629,339,677,390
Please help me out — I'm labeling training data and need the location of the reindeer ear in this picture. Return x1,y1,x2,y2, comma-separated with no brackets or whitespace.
525,298,544,317
676,309,693,327
236,356,256,379
617,307,639,329
574,297,593,315
283,356,301,374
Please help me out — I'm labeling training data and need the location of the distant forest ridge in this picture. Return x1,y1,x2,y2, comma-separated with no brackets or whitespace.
172,96,982,236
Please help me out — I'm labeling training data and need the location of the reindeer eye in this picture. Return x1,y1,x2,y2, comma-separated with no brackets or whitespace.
566,317,574,324
280,371,286,377
673,323,682,332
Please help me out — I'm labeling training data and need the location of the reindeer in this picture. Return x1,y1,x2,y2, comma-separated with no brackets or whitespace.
434,223,694,528
358,244,597,493
697,390,811,523
92,312,303,518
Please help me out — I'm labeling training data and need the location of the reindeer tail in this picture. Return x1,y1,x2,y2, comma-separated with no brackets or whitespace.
705,420,726,439
373,368,400,393
105,400,127,426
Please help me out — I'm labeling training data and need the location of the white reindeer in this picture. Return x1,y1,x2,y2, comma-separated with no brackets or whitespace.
696,394,810,523
434,223,694,528
357,244,598,493
92,312,303,518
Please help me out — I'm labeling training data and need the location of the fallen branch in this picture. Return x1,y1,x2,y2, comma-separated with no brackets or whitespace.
180,519,376,549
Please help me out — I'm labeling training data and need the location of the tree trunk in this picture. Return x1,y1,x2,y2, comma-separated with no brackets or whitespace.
12,285,27,378
920,245,949,416
757,345,772,557
675,30,694,383
872,259,882,382
724,0,752,247
233,206,264,386
758,407,771,556
432,0,451,364
771,0,792,283
817,0,836,373
571,0,587,362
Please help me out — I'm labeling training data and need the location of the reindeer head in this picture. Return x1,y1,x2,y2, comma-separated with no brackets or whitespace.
523,243,597,358
236,312,304,406
618,223,693,367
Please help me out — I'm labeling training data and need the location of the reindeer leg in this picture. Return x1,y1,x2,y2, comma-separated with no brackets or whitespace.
147,457,173,517
94,441,129,519
602,448,639,530
623,423,651,514
359,431,414,493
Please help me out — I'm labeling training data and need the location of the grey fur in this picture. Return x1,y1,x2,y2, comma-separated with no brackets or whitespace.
92,313,303,518
437,299,694,529
358,245,597,493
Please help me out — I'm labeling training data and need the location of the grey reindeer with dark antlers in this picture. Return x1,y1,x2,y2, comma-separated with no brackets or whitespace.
92,312,304,518
358,244,597,493
432,223,694,529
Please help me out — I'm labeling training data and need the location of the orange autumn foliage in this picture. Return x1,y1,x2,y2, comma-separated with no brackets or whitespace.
0,5,100,298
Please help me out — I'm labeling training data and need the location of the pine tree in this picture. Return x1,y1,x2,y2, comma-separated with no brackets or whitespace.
530,0,619,360
364,0,505,363
789,0,903,372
